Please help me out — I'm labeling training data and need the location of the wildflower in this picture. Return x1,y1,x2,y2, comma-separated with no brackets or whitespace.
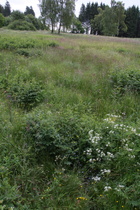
92,176,101,181
109,130,114,134
101,169,111,174
86,148,92,155
104,186,112,191
76,197,87,200
118,185,125,188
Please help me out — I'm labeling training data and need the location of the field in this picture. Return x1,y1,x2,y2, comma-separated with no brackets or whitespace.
0,29,140,210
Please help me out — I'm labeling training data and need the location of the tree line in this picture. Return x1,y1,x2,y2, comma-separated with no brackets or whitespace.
0,0,140,37
78,0,140,37
0,1,46,30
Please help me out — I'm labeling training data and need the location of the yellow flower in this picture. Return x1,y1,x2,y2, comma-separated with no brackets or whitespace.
122,206,124,208
76,197,87,200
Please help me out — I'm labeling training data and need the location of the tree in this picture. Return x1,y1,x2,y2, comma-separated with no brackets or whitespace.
91,8,104,35
3,1,11,17
39,0,75,33
0,13,5,27
79,2,106,34
111,1,127,36
39,0,59,33
93,1,127,36
71,16,85,33
124,6,140,37
79,4,86,23
102,6,117,36
24,6,35,16
0,4,4,14
11,10,25,21
25,14,40,29
57,0,75,34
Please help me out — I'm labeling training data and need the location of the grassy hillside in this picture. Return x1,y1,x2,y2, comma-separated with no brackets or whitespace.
0,29,140,210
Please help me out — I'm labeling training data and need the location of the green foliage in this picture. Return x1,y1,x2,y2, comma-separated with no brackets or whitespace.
8,20,36,31
0,35,58,50
3,1,11,17
6,77,44,110
25,14,40,30
72,17,85,34
11,10,25,21
24,6,35,17
3,16,12,26
110,70,140,94
25,111,93,165
0,30,140,209
0,13,5,28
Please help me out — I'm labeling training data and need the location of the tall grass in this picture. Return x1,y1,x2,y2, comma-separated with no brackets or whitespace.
0,29,140,209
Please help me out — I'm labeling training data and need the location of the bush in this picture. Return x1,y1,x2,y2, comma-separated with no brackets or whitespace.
25,14,40,30
11,10,25,21
25,111,94,166
7,78,44,110
110,69,140,94
8,20,36,31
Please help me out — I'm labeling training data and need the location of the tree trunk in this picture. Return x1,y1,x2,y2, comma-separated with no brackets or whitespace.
58,22,61,34
51,23,54,33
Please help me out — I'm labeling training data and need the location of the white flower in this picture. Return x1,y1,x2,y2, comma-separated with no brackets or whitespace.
104,186,112,191
107,152,114,158
118,185,125,188
101,169,111,174
86,148,92,155
109,130,114,134
92,176,101,181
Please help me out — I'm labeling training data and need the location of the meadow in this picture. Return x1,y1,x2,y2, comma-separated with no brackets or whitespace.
0,29,140,210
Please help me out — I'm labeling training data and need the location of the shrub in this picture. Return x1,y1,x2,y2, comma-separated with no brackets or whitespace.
25,14,40,30
8,20,36,31
7,78,44,110
110,69,140,94
25,111,94,166
11,10,25,21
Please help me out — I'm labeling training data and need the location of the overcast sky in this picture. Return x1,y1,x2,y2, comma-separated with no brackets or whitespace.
1,0,140,17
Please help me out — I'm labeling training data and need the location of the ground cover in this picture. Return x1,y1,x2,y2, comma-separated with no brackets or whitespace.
0,29,140,209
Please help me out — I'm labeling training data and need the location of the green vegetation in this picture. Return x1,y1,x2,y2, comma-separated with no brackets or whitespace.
0,29,140,209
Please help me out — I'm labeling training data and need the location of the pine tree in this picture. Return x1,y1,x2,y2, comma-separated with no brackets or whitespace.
3,1,11,17
125,6,139,37
79,4,86,23
0,4,4,14
24,6,35,17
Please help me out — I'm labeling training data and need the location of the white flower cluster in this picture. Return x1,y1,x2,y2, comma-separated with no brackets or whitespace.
115,184,125,191
101,169,111,175
92,176,101,181
104,114,140,136
106,114,121,118
104,186,112,191
104,114,121,124
89,130,102,144
86,148,92,156
107,152,114,160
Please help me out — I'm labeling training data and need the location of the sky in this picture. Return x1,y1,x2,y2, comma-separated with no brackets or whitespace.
1,0,140,17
